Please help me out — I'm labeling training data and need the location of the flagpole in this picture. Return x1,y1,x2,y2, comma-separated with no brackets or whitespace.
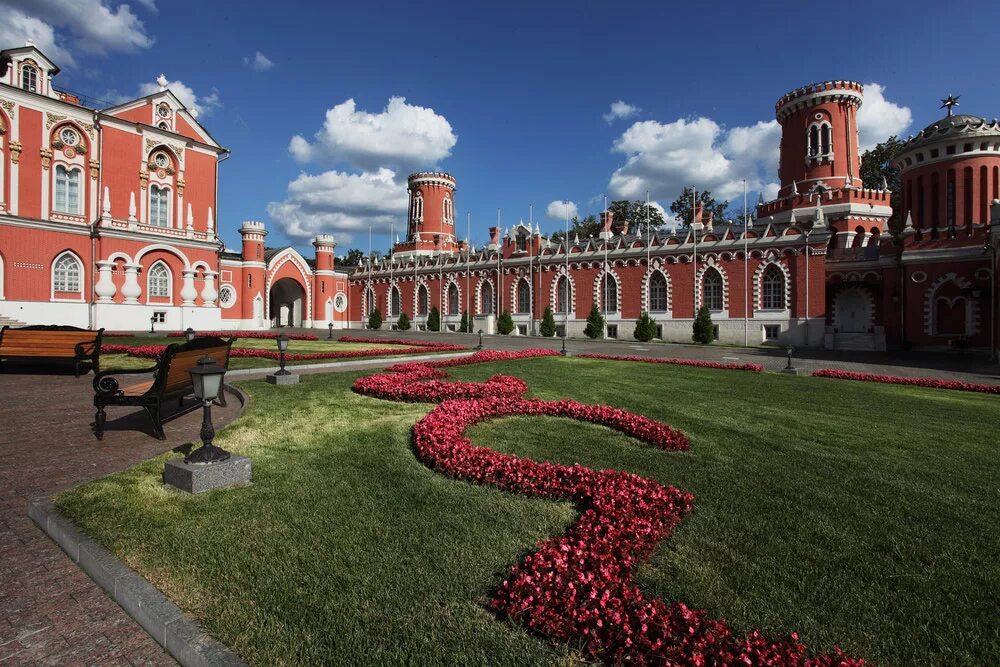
389,221,394,320
692,187,698,316
602,194,607,338
743,179,749,347
529,204,534,335
466,212,471,331
496,208,501,323
367,224,372,326
564,202,569,341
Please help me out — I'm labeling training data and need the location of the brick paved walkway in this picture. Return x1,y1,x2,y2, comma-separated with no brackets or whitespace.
0,369,242,666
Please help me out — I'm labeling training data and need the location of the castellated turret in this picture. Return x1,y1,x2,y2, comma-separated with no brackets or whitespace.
239,220,268,261
775,81,864,197
394,172,460,258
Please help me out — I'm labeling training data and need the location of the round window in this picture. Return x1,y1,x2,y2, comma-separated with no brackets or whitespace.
154,153,169,168
911,271,927,284
60,127,78,146
334,292,347,313
158,121,169,130
218,285,236,308
157,103,170,118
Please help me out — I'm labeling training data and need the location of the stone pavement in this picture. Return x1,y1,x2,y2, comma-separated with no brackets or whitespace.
0,369,242,666
308,327,1000,384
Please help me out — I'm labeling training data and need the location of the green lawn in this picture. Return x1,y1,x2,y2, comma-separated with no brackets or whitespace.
102,335,416,369
56,358,1000,665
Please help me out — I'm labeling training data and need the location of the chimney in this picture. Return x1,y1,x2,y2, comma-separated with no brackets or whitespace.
599,211,613,239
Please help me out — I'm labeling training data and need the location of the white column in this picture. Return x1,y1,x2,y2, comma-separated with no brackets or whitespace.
121,264,142,304
101,186,111,225
95,261,117,302
180,269,198,306
200,270,218,306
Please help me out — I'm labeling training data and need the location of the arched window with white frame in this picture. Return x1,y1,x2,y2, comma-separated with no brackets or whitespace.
52,252,83,297
761,265,785,310
600,273,618,313
479,280,494,315
147,262,171,300
149,184,171,228
649,271,668,312
516,278,531,313
443,196,453,224
417,284,429,315
555,275,572,313
808,122,832,159
702,268,723,310
448,282,460,315
412,193,424,222
21,64,37,92
389,285,401,317
54,165,82,215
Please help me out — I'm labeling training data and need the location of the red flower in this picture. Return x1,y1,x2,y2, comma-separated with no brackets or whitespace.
577,353,764,373
350,349,864,665
814,368,1000,395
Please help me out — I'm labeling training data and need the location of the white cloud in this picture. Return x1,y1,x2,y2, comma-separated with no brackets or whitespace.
243,51,274,72
1,0,154,64
857,82,912,150
608,116,780,205
266,168,409,244
289,96,457,172
603,100,640,124
546,200,578,220
138,77,220,117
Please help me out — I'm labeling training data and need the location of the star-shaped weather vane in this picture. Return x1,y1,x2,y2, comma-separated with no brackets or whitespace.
940,94,960,117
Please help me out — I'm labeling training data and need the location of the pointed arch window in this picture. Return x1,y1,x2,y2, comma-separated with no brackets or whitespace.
761,265,785,309
365,287,376,314
54,166,82,214
53,253,82,293
448,282,459,315
601,273,618,313
649,272,668,312
809,125,820,156
516,278,531,313
703,268,723,310
150,184,171,228
443,196,453,224
417,284,429,315
479,281,494,315
412,193,424,222
556,276,572,313
390,286,401,317
821,124,831,155
147,262,170,298
21,64,37,92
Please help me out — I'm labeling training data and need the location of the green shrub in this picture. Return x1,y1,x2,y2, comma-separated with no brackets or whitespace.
497,309,514,335
459,311,471,333
583,303,605,339
539,306,557,337
633,311,657,342
427,306,440,332
368,308,382,330
692,305,715,344
396,311,411,331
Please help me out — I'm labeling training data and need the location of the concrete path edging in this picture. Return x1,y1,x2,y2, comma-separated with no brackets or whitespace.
27,497,246,667
226,350,475,378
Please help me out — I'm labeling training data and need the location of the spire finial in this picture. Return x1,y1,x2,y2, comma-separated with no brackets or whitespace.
156,73,168,91
940,94,960,117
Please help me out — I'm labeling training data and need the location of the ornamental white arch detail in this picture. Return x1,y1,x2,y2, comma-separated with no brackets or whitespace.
695,257,729,311
549,266,576,314
924,272,978,337
134,243,191,269
593,266,621,314
475,274,495,315
640,261,672,316
752,259,792,311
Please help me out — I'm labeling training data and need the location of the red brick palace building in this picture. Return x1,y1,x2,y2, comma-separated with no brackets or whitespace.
0,44,997,354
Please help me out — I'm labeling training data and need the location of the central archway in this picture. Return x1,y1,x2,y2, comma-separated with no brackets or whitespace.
270,277,305,327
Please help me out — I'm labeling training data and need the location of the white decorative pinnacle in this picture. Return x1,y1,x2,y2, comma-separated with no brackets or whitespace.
791,180,799,195
102,186,111,218
207,207,215,234
186,203,194,230
128,192,137,222
156,73,168,91
813,201,826,228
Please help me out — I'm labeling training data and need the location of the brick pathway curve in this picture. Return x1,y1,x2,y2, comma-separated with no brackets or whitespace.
0,370,242,666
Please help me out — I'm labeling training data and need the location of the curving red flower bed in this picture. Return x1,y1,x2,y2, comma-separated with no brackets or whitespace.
337,335,465,350
813,368,1000,395
165,331,321,340
577,352,765,373
101,341,467,362
352,350,862,665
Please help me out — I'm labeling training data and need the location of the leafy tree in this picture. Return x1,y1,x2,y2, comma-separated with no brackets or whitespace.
549,214,600,244
583,303,605,339
633,311,658,342
427,306,440,332
367,308,382,330
459,310,471,333
396,311,411,331
860,135,905,231
670,187,729,227
692,305,715,344
497,309,514,335
338,248,365,267
608,200,667,234
539,306,557,337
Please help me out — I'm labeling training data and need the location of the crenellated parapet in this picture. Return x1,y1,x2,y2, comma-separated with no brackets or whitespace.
775,80,864,121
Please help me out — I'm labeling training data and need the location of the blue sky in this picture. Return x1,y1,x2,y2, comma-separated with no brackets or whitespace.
5,0,1000,255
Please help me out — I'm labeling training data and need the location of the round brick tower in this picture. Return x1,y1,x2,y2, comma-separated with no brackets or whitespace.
394,172,459,258
239,220,267,322
775,81,864,197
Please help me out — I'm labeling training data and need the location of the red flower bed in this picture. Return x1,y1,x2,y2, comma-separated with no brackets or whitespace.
166,331,320,340
101,342,467,362
577,352,764,372
352,350,862,665
813,368,1000,395
337,335,465,350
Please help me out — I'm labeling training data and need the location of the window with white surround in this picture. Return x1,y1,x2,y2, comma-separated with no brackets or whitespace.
147,262,170,298
448,283,459,314
764,324,780,341
808,121,832,159
149,184,170,227
389,286,401,317
649,271,668,312
21,65,37,92
417,285,429,315
761,265,785,309
556,276,572,313
54,166,82,214
53,253,82,293
601,273,618,313
443,196,453,224
479,281,494,315
516,278,530,313
703,268,723,310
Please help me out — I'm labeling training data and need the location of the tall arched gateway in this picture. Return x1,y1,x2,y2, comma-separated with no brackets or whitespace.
269,277,306,327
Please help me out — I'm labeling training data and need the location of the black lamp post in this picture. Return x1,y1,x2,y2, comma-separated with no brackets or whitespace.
785,345,795,370
477,329,483,350
275,334,290,376
184,355,231,464
560,335,567,356
184,327,196,343
149,314,156,335
327,322,334,340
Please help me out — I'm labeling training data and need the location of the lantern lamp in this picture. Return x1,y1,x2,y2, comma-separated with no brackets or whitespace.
184,355,231,464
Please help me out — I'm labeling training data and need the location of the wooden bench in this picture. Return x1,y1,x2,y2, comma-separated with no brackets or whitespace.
0,325,104,376
92,336,234,440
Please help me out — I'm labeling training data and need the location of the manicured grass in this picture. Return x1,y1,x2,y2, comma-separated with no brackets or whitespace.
101,335,414,369
56,358,1000,665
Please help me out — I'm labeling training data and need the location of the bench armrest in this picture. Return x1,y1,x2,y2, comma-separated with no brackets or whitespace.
93,365,159,395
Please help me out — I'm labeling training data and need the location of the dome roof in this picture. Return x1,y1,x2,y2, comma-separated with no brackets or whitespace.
920,114,989,135
900,112,1000,154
